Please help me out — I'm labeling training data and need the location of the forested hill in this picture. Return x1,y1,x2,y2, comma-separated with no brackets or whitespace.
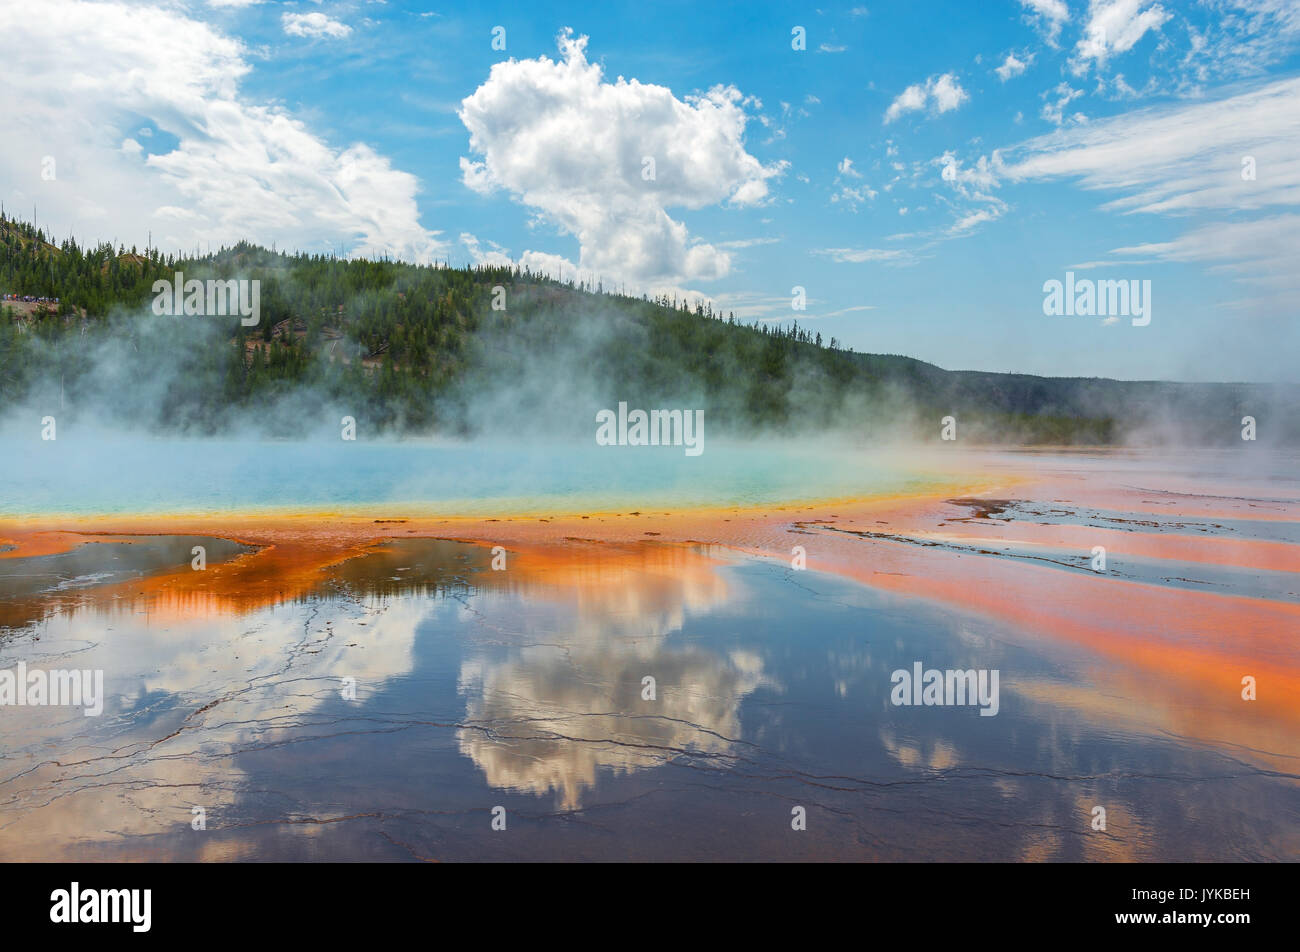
0,214,1292,445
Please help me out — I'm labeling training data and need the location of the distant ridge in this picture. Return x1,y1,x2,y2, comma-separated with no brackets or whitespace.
0,215,1294,445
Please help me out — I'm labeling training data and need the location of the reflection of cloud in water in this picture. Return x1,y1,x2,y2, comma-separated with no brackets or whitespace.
0,588,445,859
456,544,771,810
0,538,757,854
459,648,768,811
878,728,960,771
489,541,735,649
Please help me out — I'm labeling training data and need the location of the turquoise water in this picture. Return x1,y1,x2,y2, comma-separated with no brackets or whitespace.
0,437,944,516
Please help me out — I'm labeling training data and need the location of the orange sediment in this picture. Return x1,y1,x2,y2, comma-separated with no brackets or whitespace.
1,463,1297,771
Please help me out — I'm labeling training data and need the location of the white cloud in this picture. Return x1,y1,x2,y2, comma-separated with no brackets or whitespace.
282,12,352,39
458,30,784,290
884,73,969,123
1111,215,1300,277
821,304,876,318
832,156,875,210
1107,214,1300,318
1072,0,1171,73
812,247,916,265
831,185,877,210
757,302,876,323
995,51,1033,81
460,232,513,268
1178,1,1300,86
716,237,779,250
884,84,928,123
931,74,969,112
1018,0,1070,44
936,152,1000,193
1021,0,1070,18
0,0,441,262
933,152,1008,234
1003,78,1300,214
710,291,792,320
1002,77,1300,306
1040,82,1086,125
945,207,1002,236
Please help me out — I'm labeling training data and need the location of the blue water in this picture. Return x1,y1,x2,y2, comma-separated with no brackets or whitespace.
0,437,944,516
2,541,1292,860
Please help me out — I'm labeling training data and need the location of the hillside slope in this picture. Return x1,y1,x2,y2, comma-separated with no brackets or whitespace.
0,215,1292,444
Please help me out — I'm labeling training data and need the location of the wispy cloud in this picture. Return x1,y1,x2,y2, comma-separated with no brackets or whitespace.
1002,77,1300,214
812,247,917,265
1039,82,1086,125
1002,77,1300,307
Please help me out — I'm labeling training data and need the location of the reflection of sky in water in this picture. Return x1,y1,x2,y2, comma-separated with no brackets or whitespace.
0,536,256,634
826,529,1300,603
0,539,1294,861
0,536,252,600
969,500,1300,546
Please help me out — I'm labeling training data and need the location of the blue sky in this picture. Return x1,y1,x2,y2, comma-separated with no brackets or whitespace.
3,0,1299,381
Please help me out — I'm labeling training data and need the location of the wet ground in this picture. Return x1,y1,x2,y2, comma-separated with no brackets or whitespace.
0,448,1296,861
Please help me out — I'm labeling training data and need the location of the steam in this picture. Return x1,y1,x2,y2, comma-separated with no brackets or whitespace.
1,255,1296,455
